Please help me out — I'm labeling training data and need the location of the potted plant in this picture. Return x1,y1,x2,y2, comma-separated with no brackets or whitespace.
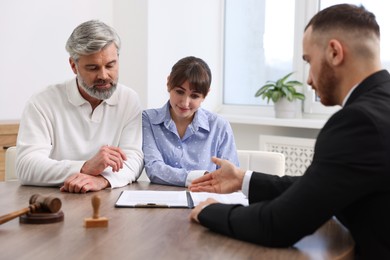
254,72,305,118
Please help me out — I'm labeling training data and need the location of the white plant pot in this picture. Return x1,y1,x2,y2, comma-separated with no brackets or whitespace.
274,97,301,118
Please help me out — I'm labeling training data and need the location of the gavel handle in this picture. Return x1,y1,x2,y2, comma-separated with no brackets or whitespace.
0,205,36,225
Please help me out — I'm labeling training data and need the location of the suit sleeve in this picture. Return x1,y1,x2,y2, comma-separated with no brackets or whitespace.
198,107,384,247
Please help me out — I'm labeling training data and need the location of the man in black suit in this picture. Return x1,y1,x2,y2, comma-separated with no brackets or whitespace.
189,4,390,259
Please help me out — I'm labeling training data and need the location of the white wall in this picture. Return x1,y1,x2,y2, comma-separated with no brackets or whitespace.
0,0,114,120
231,123,319,150
145,0,223,111
114,0,224,111
113,0,148,109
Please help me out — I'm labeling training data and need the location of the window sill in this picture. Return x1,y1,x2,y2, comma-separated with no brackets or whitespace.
222,114,327,129
215,105,329,130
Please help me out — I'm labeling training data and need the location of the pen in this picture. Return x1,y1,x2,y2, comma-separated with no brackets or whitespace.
135,203,169,208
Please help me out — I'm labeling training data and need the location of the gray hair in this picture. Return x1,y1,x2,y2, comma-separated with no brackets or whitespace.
65,20,121,61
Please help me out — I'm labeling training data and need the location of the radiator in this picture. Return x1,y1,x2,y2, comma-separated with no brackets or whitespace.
259,135,315,176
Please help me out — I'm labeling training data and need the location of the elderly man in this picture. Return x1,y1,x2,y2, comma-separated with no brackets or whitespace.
16,20,143,193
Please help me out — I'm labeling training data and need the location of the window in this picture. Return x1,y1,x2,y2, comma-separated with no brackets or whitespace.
223,0,294,107
223,0,390,117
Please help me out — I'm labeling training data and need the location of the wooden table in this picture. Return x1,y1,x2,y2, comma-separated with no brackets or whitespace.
0,181,354,260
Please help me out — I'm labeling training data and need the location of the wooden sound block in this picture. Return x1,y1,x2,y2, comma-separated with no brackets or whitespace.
84,217,108,228
19,211,64,224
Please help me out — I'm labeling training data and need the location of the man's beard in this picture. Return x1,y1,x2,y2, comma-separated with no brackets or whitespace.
316,59,338,106
77,74,117,100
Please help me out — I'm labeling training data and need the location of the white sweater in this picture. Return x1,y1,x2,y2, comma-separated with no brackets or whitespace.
16,78,143,188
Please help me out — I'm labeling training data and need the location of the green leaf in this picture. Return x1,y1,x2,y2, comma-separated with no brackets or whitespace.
279,72,294,83
254,71,305,103
271,92,281,103
285,80,303,87
294,93,305,100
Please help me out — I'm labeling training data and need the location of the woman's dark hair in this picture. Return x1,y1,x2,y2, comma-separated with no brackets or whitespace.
168,56,212,97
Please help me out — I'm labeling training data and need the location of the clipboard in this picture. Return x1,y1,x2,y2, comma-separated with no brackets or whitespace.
115,190,248,208
115,190,194,208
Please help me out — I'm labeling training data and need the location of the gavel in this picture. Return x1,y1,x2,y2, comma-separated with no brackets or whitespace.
0,194,62,225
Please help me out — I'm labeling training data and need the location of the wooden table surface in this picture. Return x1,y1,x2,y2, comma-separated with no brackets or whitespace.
0,181,354,260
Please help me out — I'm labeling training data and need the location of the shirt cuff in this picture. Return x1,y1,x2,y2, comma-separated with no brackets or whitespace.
186,170,207,187
241,170,253,197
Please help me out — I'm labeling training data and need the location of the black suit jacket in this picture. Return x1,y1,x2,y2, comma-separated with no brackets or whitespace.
199,70,390,259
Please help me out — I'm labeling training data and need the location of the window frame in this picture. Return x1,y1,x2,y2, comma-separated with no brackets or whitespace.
219,0,340,119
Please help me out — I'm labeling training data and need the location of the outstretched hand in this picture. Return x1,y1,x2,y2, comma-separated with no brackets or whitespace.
189,157,246,194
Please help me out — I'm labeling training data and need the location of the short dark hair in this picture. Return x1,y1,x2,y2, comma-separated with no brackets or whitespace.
305,4,379,38
168,56,212,97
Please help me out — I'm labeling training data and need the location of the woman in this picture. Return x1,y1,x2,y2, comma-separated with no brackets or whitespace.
142,56,239,187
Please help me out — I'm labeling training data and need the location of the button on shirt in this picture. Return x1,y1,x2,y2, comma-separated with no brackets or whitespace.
142,102,239,187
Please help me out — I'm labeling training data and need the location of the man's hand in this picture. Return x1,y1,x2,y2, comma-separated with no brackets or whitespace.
81,145,127,176
189,198,218,223
60,173,110,193
189,157,246,194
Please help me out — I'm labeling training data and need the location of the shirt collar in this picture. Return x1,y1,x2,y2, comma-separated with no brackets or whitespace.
67,77,119,107
150,101,210,132
341,83,359,107
192,107,210,132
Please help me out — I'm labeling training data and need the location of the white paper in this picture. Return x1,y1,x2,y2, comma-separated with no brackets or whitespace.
190,192,248,206
115,190,188,207
115,190,249,208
